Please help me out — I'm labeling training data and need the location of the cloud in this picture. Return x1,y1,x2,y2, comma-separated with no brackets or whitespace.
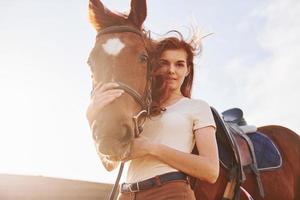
199,0,300,132
246,0,300,132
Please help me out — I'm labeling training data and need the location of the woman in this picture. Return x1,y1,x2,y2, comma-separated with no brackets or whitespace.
87,35,219,200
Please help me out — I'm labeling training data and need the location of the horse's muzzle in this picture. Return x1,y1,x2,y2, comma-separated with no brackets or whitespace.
92,120,133,158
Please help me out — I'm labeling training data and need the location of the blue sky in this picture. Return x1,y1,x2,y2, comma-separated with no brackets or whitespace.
0,0,299,183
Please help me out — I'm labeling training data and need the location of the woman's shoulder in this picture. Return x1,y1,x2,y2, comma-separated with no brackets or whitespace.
185,97,212,108
185,98,215,123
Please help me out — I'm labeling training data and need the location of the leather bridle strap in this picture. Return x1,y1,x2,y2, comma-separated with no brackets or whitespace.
96,25,144,38
109,163,124,200
114,81,147,109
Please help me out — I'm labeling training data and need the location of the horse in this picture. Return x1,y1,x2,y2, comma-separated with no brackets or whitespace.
87,0,154,172
87,0,300,199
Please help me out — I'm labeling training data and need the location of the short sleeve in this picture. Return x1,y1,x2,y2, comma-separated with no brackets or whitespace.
192,100,216,131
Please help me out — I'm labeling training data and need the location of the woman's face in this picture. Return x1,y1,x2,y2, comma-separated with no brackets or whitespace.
159,49,190,94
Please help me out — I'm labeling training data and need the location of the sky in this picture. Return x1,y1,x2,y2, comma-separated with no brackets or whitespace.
0,0,299,184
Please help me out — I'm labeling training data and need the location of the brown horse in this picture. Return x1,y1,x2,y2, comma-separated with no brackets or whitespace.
87,0,154,171
87,0,300,200
192,125,300,200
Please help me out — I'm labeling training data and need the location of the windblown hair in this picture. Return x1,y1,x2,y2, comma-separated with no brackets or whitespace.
150,32,201,116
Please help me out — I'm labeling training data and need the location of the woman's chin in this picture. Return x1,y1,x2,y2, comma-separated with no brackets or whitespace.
166,82,178,90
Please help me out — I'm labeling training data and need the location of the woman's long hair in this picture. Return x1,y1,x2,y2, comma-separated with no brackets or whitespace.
150,34,200,116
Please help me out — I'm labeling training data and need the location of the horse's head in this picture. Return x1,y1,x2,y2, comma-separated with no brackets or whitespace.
87,0,153,161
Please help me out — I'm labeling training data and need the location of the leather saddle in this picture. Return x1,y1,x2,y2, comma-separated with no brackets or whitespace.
190,107,282,200
210,107,282,199
218,107,281,171
220,108,257,168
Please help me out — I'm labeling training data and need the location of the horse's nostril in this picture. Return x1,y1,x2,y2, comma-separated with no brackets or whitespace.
121,124,133,141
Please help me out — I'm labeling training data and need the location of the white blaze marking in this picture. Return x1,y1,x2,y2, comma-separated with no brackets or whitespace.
102,38,125,56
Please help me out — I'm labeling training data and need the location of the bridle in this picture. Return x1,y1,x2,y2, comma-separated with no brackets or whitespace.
95,25,152,136
92,25,153,200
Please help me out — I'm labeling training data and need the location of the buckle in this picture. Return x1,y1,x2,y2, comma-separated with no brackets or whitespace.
128,182,140,193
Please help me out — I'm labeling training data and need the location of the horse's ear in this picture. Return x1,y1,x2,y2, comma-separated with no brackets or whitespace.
128,0,147,29
88,0,125,32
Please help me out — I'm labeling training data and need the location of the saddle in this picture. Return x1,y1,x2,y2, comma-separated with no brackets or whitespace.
210,107,282,200
220,108,257,169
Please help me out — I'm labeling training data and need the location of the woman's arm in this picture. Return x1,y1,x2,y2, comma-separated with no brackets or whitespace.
127,126,219,183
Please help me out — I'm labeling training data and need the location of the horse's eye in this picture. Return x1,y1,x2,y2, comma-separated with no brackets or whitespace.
139,54,148,64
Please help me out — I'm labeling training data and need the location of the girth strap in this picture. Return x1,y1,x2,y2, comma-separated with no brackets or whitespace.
230,124,265,198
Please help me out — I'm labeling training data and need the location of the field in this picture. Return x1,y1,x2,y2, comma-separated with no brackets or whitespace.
0,174,117,200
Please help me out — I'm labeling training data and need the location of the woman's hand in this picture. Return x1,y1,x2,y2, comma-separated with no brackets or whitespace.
86,82,124,171
122,136,155,161
86,82,124,128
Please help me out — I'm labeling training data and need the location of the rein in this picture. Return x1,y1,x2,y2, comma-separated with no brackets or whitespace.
94,25,152,200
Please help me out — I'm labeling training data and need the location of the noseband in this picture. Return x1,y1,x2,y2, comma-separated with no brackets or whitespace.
94,25,152,200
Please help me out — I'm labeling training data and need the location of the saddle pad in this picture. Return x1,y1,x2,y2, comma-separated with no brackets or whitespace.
247,131,282,171
218,131,282,171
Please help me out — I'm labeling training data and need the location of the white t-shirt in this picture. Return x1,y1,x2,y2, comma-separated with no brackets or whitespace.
126,97,216,183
